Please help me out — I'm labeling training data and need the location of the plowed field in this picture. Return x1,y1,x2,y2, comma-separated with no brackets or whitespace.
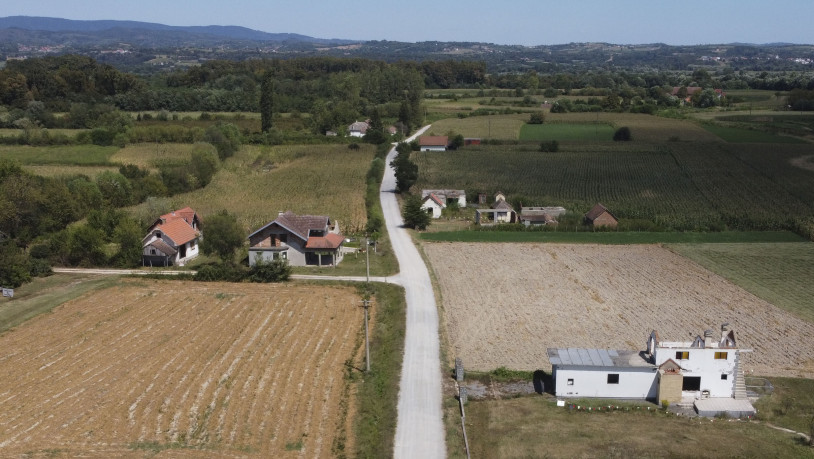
0,280,362,457
425,243,814,378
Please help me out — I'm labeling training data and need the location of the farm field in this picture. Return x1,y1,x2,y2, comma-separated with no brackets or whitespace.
129,143,373,233
700,123,807,143
669,242,814,323
110,142,204,169
413,140,814,231
519,123,614,141
0,279,363,457
0,144,118,165
423,242,814,377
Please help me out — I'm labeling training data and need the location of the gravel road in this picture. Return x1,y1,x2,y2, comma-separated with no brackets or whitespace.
385,127,446,458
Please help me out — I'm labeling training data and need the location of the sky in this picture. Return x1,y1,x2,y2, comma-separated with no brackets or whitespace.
3,0,813,46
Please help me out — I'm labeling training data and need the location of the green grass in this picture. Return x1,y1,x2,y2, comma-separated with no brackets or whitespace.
669,242,814,323
0,274,119,334
352,282,406,458
0,145,119,165
701,124,807,143
448,396,814,458
519,123,614,141
420,230,804,244
293,238,398,277
754,377,814,435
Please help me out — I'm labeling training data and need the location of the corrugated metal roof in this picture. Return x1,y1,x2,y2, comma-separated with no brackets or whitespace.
547,348,650,368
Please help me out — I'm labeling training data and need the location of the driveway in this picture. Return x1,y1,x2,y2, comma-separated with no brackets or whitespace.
384,127,446,458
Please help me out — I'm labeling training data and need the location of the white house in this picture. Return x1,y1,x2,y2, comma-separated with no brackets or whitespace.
549,325,755,418
420,193,446,219
142,207,201,267
419,135,448,151
348,120,369,137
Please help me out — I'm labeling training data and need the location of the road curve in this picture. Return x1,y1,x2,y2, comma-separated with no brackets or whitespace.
386,127,446,458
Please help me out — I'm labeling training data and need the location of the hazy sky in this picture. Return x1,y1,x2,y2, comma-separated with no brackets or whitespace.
4,0,813,46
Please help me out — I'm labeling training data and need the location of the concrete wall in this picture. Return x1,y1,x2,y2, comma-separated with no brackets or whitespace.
553,366,659,399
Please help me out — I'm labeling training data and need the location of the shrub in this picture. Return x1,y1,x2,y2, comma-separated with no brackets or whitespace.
613,126,632,141
194,263,247,282
528,111,545,124
247,258,291,283
539,140,559,152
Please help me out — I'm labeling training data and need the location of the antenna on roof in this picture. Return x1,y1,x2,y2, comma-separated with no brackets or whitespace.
721,322,730,331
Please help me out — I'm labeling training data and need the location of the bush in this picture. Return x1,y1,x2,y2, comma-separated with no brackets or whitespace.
539,140,559,152
247,258,291,283
194,263,247,282
528,111,545,124
613,126,632,141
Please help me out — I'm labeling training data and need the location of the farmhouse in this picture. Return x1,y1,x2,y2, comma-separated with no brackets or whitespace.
584,203,618,228
142,207,201,267
475,192,517,225
420,189,466,218
549,325,755,418
419,135,449,151
519,206,566,226
248,211,344,267
348,120,369,137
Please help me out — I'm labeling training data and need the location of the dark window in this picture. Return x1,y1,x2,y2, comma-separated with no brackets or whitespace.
567,378,574,386
682,376,701,391
721,374,728,380
607,374,619,384
676,351,689,360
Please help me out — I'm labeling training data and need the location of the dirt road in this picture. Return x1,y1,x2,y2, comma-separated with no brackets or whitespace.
384,127,446,458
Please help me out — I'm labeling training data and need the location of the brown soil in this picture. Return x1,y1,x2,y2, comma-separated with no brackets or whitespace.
425,243,814,378
0,280,362,457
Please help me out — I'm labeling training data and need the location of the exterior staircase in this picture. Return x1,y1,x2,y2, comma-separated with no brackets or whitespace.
733,354,748,400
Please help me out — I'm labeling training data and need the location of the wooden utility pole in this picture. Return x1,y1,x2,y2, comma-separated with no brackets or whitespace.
360,298,371,372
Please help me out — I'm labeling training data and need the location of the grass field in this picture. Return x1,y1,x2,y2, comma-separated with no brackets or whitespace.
22,164,120,178
129,143,374,234
0,279,365,457
701,124,808,143
110,142,205,169
519,122,615,141
0,144,119,165
413,140,814,231
447,396,814,458
669,242,814,323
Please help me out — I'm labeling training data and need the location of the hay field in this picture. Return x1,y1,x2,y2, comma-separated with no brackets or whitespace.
110,142,204,169
0,280,362,457
424,242,814,378
141,144,373,233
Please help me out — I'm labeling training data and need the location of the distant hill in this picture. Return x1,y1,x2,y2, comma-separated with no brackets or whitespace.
0,16,352,45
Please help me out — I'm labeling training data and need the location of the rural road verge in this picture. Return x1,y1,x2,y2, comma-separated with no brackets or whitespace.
384,126,446,458
52,268,398,284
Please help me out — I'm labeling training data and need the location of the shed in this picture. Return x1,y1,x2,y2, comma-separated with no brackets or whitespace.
585,203,618,228
419,136,449,152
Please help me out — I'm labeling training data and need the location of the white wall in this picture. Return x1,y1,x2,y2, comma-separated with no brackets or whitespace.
553,367,659,399
654,346,736,397
421,200,444,218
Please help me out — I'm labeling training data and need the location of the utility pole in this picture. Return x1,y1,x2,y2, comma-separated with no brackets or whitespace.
360,298,371,372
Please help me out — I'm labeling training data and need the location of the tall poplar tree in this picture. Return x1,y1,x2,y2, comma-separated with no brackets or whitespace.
260,73,274,132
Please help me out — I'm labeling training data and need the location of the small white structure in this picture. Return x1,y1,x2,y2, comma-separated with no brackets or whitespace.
549,325,755,417
475,192,517,225
420,189,467,218
420,194,446,219
419,135,448,151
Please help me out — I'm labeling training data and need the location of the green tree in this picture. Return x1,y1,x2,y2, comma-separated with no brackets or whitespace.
613,126,632,141
528,111,545,124
0,239,31,288
200,210,244,263
96,171,133,208
402,194,431,230
364,108,387,144
204,122,241,160
112,216,143,268
391,147,418,194
260,72,274,132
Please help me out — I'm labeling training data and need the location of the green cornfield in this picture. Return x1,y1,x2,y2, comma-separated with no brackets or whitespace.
413,141,814,232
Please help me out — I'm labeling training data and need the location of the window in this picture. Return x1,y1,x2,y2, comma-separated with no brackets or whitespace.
721,374,728,380
714,352,728,360
281,252,287,259
567,378,574,386
675,351,689,360
607,374,619,384
150,249,156,255
682,376,701,391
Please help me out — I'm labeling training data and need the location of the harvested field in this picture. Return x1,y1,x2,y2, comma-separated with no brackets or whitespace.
425,243,814,378
0,280,363,457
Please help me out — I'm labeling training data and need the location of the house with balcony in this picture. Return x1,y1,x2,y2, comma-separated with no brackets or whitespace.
248,211,344,267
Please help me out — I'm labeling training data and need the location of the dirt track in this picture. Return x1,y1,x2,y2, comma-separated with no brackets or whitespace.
0,280,361,457
424,243,814,378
